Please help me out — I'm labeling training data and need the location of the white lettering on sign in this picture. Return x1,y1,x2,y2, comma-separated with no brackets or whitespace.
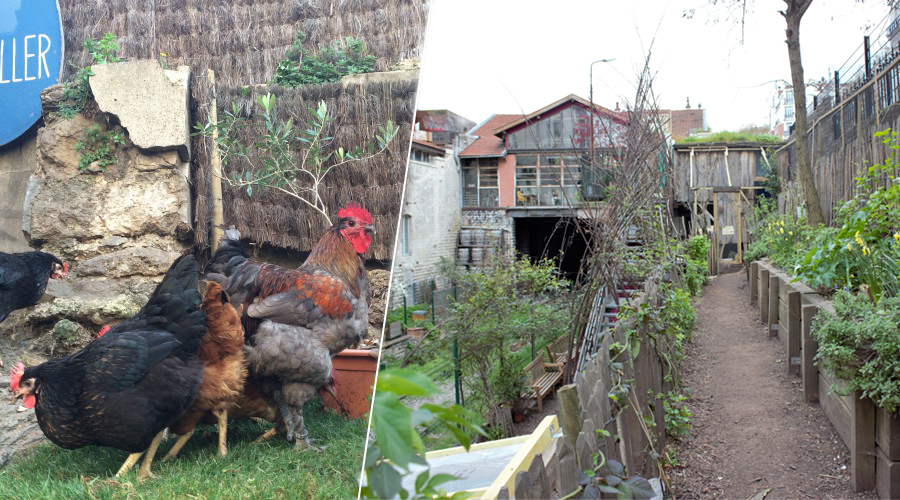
0,34,52,84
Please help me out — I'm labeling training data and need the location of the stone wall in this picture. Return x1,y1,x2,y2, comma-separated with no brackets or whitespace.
1,60,192,364
0,60,194,466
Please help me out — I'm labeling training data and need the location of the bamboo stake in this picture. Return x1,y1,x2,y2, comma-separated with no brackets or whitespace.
208,69,225,252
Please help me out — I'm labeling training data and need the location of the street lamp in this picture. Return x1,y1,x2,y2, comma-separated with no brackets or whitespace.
589,58,614,172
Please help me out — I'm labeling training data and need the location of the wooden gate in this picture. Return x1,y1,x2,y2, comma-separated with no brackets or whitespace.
712,187,744,273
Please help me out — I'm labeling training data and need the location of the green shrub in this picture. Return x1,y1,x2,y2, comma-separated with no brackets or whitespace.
813,290,900,412
274,31,376,87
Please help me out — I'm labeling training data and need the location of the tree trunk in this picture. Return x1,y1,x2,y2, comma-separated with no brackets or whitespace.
783,0,825,226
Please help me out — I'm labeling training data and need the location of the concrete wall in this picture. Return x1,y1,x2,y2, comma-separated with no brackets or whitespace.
391,147,461,307
0,132,37,252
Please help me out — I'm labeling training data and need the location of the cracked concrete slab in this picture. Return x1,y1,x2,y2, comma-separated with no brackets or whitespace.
89,60,191,161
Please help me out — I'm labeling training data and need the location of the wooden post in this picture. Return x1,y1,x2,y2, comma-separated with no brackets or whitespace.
851,392,876,492
759,267,770,324
207,69,225,252
768,274,779,337
801,303,819,403
787,291,801,375
557,385,581,451
750,261,759,303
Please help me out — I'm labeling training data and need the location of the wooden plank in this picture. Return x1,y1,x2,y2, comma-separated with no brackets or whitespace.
527,453,551,500
513,471,538,500
820,368,853,449
556,435,579,498
851,392,876,492
760,267,770,323
876,444,900,500
876,405,900,462
576,431,594,472
557,385,581,451
768,274,780,337
787,291,801,375
802,304,819,403
750,261,759,303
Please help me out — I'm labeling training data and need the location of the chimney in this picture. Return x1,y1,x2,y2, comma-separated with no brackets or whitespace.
615,102,620,112
686,97,691,109
698,103,702,109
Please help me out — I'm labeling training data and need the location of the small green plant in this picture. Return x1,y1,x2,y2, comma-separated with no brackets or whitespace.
581,457,655,499
75,125,125,171
57,34,121,119
195,93,397,223
661,391,691,438
274,31,376,87
662,448,679,469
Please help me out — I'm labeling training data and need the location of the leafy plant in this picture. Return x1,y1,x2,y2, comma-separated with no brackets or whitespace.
661,391,691,438
813,290,900,412
794,128,900,301
360,369,485,499
195,93,397,223
75,125,125,171
435,256,570,439
581,458,655,499
57,34,121,119
274,31,377,87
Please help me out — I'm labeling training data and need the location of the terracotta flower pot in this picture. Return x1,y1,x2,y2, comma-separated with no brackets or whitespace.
512,411,525,423
323,348,379,419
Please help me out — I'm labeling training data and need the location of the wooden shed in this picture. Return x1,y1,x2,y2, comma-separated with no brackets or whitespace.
672,141,784,271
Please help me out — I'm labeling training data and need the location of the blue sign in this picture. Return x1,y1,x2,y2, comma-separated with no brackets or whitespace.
0,0,63,147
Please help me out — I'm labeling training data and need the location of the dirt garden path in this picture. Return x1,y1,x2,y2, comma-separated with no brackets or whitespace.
669,271,877,500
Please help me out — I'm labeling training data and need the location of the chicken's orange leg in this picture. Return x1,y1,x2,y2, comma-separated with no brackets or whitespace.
214,408,228,456
162,430,194,462
137,430,165,481
115,451,144,477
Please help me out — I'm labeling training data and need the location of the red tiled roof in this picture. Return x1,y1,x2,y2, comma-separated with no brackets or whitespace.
411,138,444,154
459,114,520,157
670,109,704,139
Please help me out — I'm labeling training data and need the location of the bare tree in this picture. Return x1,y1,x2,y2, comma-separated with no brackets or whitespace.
782,0,825,226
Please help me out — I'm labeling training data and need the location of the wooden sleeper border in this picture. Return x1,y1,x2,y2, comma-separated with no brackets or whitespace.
749,260,900,496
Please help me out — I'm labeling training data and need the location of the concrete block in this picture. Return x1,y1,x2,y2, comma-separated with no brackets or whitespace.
90,60,191,161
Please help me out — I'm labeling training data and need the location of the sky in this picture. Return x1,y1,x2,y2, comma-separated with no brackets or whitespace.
415,0,893,132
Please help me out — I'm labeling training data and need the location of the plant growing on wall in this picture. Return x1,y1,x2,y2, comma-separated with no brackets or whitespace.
75,125,125,171
274,31,377,87
195,93,397,223
58,34,121,119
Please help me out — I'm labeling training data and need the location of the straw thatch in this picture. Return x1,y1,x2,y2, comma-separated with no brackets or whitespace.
205,77,417,259
58,0,428,87
57,0,427,258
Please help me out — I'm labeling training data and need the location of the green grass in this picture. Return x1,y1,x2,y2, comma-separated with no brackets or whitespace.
677,131,783,144
0,400,366,499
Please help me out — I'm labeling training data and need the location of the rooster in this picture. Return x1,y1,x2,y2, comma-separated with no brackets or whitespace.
0,251,68,323
162,282,247,460
10,255,206,480
206,203,373,449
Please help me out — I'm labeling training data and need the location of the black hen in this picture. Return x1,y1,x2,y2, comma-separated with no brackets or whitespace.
11,255,205,479
0,251,68,323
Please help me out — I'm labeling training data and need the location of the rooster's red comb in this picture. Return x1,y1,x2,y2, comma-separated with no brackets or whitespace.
337,203,373,225
10,362,25,391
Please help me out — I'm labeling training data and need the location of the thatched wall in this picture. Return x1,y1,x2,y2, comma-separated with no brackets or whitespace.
197,77,417,260
58,0,427,86
58,0,427,258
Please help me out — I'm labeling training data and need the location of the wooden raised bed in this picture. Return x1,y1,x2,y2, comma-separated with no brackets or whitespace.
749,261,900,495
